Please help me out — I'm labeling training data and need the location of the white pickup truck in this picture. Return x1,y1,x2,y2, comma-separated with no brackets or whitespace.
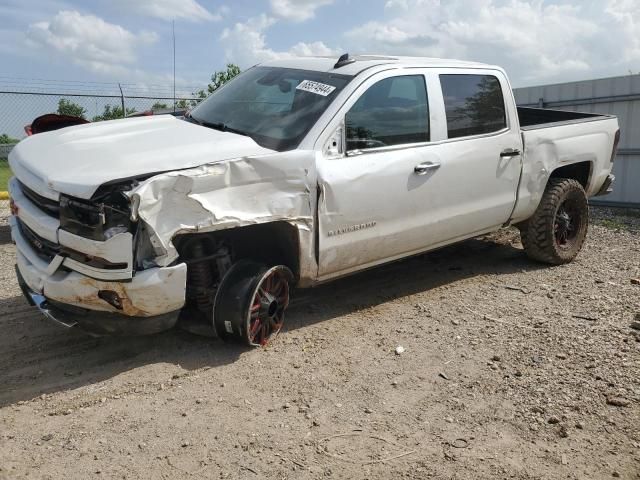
9,55,619,345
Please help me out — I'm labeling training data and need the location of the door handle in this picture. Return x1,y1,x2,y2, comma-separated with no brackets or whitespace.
500,148,521,158
414,162,441,175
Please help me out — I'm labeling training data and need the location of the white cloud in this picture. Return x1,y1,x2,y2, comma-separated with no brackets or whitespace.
270,0,334,22
27,10,157,76
345,0,640,85
289,41,336,57
113,0,224,22
603,0,640,65
220,15,338,67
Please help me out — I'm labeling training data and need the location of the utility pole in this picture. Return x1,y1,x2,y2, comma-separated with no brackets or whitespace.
173,20,176,112
118,83,125,118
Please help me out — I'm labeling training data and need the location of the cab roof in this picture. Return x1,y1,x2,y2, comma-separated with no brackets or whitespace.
260,54,500,76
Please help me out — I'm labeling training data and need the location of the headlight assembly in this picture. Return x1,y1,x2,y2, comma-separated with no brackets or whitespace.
59,192,133,241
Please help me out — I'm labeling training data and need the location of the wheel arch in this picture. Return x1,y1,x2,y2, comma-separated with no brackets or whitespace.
174,221,302,283
511,156,594,225
548,160,593,190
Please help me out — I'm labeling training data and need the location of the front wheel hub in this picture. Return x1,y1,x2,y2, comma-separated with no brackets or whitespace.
247,268,290,346
214,261,292,347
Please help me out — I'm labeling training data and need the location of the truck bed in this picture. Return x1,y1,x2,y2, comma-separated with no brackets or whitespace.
517,106,612,130
511,106,619,224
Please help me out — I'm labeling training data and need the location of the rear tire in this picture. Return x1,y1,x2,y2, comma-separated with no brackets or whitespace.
519,178,589,265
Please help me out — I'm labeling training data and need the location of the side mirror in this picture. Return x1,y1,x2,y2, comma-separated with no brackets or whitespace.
324,122,344,158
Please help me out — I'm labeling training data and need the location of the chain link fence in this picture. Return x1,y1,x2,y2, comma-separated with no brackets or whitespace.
1,143,14,220
0,90,204,216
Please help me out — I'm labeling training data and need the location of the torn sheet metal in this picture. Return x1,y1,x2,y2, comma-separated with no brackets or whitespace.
129,150,318,273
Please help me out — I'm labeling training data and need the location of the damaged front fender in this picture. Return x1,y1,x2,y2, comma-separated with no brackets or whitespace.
128,151,319,278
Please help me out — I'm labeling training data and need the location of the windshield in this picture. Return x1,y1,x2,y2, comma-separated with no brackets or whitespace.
189,67,353,151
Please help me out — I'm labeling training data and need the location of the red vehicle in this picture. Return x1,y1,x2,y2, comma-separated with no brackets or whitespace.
24,108,188,136
24,113,89,136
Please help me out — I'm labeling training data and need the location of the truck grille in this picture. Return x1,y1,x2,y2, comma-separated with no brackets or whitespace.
19,181,60,217
17,218,60,262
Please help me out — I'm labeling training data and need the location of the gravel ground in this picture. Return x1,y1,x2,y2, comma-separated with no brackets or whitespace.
0,207,638,480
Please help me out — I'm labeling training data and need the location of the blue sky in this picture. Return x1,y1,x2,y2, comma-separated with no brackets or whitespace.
1,0,639,94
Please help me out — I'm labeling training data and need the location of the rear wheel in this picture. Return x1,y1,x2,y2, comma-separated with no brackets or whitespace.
214,260,292,346
519,178,589,265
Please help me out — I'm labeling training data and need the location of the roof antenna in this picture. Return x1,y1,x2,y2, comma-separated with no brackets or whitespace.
334,53,356,69
172,20,176,113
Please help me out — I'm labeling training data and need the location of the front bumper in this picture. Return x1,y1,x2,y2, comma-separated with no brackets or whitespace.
16,267,181,335
11,214,188,335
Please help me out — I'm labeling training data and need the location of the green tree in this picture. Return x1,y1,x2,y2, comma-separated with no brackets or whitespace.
57,98,87,119
184,65,240,110
151,102,169,110
171,65,241,111
455,76,505,130
0,133,19,144
205,63,241,94
92,105,137,122
175,98,190,109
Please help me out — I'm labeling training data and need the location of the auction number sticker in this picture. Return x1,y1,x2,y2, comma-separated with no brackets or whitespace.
296,80,336,96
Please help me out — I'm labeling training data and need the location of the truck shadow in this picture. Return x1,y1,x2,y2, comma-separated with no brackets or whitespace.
0,297,243,407
0,230,544,407
286,230,542,331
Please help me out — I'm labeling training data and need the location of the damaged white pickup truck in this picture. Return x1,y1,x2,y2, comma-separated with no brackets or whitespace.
9,54,619,345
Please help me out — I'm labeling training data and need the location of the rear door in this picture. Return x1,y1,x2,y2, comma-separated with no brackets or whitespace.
417,70,523,240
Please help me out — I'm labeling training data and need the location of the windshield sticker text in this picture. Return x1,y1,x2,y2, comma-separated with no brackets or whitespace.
296,80,336,97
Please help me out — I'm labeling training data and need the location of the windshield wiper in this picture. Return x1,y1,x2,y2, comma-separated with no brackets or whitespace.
192,118,249,137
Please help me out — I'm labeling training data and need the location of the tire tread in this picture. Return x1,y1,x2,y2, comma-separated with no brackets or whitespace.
520,178,588,265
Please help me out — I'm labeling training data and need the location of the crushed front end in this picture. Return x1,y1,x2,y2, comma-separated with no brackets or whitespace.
9,175,187,335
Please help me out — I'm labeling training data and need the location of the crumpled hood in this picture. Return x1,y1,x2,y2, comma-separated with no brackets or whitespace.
9,115,274,199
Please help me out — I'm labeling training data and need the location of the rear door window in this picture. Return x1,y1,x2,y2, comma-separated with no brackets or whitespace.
439,74,506,139
345,75,429,151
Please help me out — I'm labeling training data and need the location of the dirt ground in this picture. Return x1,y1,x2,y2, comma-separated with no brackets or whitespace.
0,207,639,480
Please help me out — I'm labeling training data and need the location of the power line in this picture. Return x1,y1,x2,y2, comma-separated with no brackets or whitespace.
0,90,202,100
0,83,205,96
0,80,205,91
0,76,206,92
0,75,134,85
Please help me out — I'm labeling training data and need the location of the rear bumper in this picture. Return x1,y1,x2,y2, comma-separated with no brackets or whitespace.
16,267,180,335
594,174,615,197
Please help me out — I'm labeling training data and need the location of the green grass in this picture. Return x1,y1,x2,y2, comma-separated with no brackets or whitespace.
0,161,11,192
594,217,628,230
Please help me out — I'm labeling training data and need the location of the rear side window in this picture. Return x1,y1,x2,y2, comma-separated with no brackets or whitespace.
439,74,506,139
345,75,429,151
